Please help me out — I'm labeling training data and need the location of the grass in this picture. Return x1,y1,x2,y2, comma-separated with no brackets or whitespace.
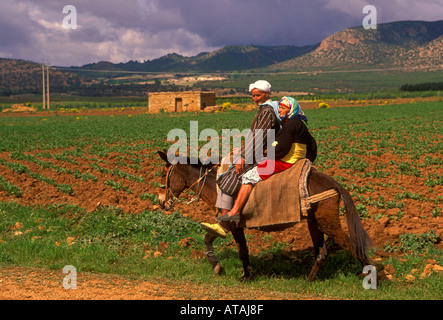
0,201,441,300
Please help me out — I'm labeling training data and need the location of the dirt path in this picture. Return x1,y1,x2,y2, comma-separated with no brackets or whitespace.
0,266,324,300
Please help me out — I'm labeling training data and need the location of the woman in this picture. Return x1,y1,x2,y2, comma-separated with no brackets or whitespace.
216,96,317,223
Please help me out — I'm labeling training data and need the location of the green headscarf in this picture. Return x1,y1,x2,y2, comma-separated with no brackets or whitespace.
278,96,308,122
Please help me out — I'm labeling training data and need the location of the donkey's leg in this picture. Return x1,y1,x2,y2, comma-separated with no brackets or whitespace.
306,213,327,282
315,195,353,253
204,232,222,274
308,171,357,262
231,226,252,281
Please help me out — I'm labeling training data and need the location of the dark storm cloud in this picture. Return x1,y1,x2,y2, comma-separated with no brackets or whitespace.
172,0,443,46
0,1,43,56
170,0,358,46
0,0,441,66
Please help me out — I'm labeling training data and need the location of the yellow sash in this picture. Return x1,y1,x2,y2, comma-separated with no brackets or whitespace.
279,143,307,164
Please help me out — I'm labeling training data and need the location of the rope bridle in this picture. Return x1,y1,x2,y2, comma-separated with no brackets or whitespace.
164,163,218,208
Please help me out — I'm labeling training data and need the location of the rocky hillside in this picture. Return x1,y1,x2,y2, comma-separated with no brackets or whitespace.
265,20,443,71
0,58,86,94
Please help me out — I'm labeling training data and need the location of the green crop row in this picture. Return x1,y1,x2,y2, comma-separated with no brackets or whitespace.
0,158,74,195
8,151,98,182
0,173,23,197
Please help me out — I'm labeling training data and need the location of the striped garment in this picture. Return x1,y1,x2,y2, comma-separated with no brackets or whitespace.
216,102,280,196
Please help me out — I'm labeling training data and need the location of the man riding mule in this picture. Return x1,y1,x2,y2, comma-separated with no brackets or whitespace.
202,80,283,238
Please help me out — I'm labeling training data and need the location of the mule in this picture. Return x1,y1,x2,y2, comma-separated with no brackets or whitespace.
156,150,372,282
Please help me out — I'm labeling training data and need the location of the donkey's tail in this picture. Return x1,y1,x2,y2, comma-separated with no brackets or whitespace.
335,183,373,266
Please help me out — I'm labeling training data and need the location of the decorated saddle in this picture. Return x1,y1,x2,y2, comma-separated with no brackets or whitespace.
241,159,338,230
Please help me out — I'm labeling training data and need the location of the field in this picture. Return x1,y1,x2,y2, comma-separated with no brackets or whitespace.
0,99,442,300
197,70,443,94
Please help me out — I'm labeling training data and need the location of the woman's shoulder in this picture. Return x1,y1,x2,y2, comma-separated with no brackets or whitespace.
283,117,304,126
281,118,308,131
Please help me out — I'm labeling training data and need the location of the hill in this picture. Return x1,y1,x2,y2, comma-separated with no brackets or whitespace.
263,20,443,72
0,58,86,95
76,20,443,75
76,44,318,73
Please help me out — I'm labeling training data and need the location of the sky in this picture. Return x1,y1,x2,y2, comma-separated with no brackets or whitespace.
0,0,442,67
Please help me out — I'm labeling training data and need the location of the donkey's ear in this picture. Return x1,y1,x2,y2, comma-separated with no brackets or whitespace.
158,150,169,164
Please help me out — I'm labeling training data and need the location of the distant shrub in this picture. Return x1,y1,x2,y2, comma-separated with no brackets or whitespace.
400,82,443,92
222,102,231,110
318,102,330,109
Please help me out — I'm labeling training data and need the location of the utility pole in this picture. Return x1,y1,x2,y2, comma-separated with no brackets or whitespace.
42,61,50,110
42,62,46,110
46,62,50,110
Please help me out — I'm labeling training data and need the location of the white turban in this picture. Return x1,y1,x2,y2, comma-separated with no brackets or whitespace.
249,80,271,93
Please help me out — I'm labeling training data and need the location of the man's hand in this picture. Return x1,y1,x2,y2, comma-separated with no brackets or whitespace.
235,157,245,174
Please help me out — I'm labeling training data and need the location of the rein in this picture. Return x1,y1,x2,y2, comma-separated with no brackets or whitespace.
164,163,218,207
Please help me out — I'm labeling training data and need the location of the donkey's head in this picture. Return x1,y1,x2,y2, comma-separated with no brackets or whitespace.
157,150,187,211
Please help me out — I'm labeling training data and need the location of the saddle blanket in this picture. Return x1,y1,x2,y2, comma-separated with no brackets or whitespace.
241,158,312,230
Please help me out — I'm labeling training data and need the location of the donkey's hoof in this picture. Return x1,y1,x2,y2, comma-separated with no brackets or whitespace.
213,262,223,275
238,274,253,282
306,275,316,283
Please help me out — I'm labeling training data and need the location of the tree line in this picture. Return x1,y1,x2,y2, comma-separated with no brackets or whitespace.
400,82,443,92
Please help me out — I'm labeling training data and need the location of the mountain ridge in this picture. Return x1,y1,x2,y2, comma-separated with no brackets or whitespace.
76,44,318,73
263,20,443,72
74,20,443,74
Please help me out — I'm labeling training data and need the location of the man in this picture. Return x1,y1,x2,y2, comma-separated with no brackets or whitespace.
201,80,281,238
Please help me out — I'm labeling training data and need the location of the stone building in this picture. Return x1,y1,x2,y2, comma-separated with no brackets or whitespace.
148,91,216,113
